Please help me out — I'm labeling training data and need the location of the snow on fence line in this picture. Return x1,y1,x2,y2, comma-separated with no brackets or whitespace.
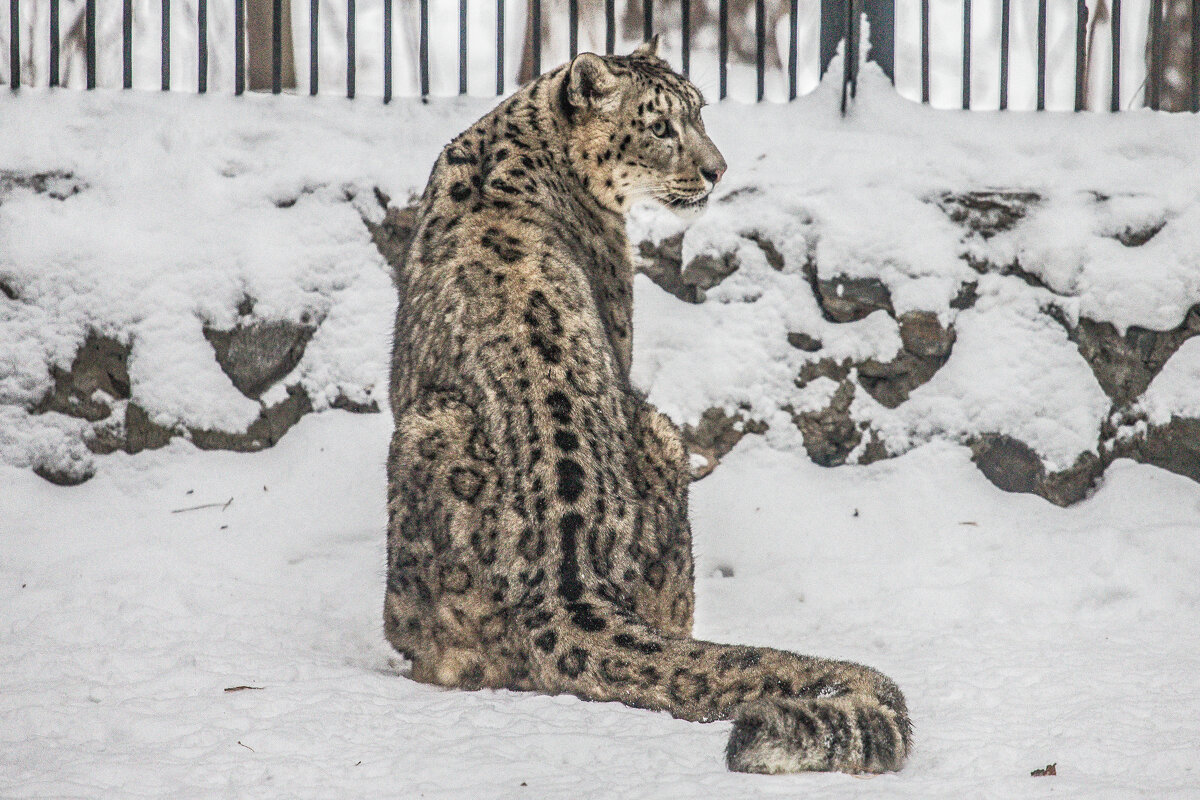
1,0,1196,109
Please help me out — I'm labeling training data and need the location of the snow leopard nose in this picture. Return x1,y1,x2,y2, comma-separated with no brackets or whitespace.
700,151,726,185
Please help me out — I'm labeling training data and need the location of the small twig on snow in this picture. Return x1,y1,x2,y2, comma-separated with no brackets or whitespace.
170,497,234,514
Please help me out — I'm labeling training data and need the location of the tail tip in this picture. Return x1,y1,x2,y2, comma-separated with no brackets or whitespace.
725,698,910,775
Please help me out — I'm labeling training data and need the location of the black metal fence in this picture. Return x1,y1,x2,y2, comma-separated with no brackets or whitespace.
2,0,1197,111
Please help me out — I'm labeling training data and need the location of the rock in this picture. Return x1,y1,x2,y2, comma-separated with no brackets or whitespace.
34,332,131,422
857,352,943,409
795,358,850,387
331,393,381,414
970,434,1044,494
1112,416,1200,484
125,403,174,455
1048,304,1199,406
0,169,87,202
811,274,894,323
1111,219,1166,247
786,331,823,352
190,384,313,452
789,381,862,467
744,231,785,271
970,434,1104,506
636,233,742,304
33,459,94,487
636,233,695,302
856,313,955,409
682,250,740,298
366,198,421,283
204,315,317,399
1038,452,1106,507
899,311,955,360
681,407,768,479
950,281,978,310
935,190,1041,239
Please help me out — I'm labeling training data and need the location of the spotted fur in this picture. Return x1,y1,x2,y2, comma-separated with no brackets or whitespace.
385,40,911,774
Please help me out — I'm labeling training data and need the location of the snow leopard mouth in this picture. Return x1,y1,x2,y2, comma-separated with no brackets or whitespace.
662,191,711,215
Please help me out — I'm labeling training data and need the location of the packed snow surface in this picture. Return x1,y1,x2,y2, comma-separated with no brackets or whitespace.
3,66,1200,797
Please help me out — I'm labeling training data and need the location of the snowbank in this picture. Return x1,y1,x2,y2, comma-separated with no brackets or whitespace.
2,64,1199,501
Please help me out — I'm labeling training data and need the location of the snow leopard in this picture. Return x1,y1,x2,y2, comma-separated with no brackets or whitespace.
384,39,911,774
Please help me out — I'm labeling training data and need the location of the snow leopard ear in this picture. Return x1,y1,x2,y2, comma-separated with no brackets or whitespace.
565,53,621,116
633,35,661,59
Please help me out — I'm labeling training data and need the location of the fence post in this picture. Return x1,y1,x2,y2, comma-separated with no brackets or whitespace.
50,0,59,87
1111,0,1121,110
821,0,845,79
163,0,171,91
86,0,96,88
10,0,19,89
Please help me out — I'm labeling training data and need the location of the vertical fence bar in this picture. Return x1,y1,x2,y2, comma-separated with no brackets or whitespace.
1035,0,1046,109
605,0,614,54
384,0,392,101
962,0,971,108
162,0,171,90
86,0,96,88
920,0,929,102
272,0,282,93
999,0,1009,108
532,0,541,76
788,0,797,100
123,0,133,87
50,0,60,86
8,0,18,89
569,0,578,57
719,0,727,99
459,0,467,94
496,0,504,94
235,0,245,94
1147,0,1163,108
1192,0,1199,112
1074,0,1086,110
841,0,857,112
1110,0,1121,110
347,0,356,98
420,0,429,95
310,0,318,94
755,0,765,101
198,0,208,92
643,0,652,40
682,0,690,76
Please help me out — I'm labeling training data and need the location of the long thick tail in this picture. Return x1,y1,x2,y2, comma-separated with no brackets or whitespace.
528,600,911,774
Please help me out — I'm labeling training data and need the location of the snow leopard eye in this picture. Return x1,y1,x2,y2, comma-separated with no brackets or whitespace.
649,119,672,138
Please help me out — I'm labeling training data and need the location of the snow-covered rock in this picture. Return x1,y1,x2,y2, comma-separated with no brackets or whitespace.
3,69,1200,503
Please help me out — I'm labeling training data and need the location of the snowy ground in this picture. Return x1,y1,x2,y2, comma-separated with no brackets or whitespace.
3,67,1200,797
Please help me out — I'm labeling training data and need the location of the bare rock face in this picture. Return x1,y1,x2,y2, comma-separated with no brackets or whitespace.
635,233,741,304
969,435,1104,506
34,333,131,422
26,303,374,478
365,192,421,283
681,407,768,479
1054,306,1200,406
971,434,1045,493
203,311,317,399
788,382,863,467
189,385,314,452
1110,415,1200,485
812,274,894,324
934,190,1041,239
